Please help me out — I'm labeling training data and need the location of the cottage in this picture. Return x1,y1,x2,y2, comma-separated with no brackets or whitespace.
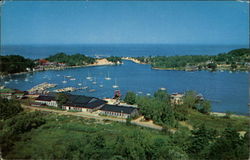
170,93,184,105
98,104,138,118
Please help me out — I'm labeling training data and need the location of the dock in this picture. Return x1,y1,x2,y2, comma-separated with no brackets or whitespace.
29,82,57,94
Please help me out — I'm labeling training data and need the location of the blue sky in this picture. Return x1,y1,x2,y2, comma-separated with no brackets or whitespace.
2,1,249,45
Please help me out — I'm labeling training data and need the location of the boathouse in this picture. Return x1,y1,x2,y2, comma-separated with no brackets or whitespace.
98,104,138,118
34,95,58,107
62,94,106,112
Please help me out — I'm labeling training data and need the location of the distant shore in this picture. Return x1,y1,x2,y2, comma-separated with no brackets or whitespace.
0,58,120,78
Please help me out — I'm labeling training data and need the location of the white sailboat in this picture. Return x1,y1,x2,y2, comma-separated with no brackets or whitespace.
62,77,67,83
112,79,119,88
92,77,97,84
99,82,104,88
86,72,92,80
160,87,166,91
105,72,111,80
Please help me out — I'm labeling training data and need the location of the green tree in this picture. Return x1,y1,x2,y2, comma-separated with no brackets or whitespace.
188,124,216,158
209,125,247,160
195,100,211,114
183,91,198,109
207,63,217,71
0,97,23,120
124,91,136,105
154,89,170,102
56,93,68,108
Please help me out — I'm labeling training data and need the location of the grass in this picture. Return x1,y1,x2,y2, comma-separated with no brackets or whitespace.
5,113,169,159
186,109,249,132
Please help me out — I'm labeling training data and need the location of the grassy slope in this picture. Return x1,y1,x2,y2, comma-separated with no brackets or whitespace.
6,113,169,159
186,109,249,132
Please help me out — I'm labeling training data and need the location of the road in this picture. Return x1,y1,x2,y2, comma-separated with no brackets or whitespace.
21,105,163,130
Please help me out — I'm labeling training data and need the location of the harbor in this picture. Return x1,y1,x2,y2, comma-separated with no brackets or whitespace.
0,60,248,114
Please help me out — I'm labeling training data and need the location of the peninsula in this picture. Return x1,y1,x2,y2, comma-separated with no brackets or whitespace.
131,48,250,71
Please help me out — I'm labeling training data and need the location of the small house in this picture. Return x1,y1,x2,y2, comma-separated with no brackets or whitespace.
171,93,184,105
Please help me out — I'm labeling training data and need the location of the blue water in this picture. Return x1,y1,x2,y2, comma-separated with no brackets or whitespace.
1,60,249,115
2,44,248,59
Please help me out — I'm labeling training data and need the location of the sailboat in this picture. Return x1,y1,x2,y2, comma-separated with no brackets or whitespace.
62,77,67,83
86,72,92,80
92,78,97,84
99,82,104,88
112,79,119,88
24,78,29,82
62,80,67,83
105,72,111,80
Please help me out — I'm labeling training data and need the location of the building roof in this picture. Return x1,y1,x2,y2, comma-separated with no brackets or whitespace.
100,104,137,114
0,88,15,93
35,95,56,101
64,94,106,109
66,94,93,105
85,99,107,109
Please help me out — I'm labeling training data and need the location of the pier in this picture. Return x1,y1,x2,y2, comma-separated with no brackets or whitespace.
29,82,57,94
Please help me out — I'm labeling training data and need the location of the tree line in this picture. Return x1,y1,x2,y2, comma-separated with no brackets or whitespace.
46,53,96,66
0,55,35,74
135,48,250,71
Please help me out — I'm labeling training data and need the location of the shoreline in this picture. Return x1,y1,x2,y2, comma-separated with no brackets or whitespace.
122,58,249,72
210,112,249,118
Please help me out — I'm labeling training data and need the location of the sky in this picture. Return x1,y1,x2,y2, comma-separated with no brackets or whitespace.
1,1,249,45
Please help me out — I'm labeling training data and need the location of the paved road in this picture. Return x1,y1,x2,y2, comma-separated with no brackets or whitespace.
22,105,163,130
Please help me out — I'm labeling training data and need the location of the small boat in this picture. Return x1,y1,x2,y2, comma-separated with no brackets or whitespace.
112,79,119,88
4,81,9,84
56,74,60,77
89,89,96,92
105,72,111,80
99,84,104,88
62,80,67,83
70,78,76,81
86,72,92,80
82,86,88,89
14,79,18,82
92,78,97,84
65,75,72,78
160,88,166,91
146,93,151,96
78,83,82,86
24,78,29,82
229,71,232,74
138,91,143,94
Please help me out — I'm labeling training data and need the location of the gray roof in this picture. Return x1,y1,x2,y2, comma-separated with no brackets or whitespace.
100,104,137,114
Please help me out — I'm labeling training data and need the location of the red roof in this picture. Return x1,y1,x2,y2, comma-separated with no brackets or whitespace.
39,59,49,64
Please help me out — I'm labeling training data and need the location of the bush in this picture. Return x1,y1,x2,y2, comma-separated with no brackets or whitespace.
0,97,23,120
